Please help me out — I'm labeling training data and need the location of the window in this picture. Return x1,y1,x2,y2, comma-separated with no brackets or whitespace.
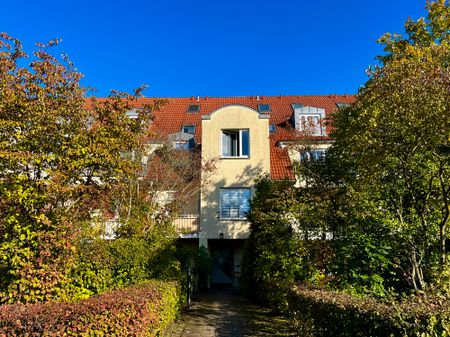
258,104,271,113
269,124,276,133
187,104,200,113
221,129,249,158
125,109,139,119
299,115,322,136
220,188,251,219
174,141,190,150
293,106,326,136
300,150,325,162
336,102,350,109
182,125,196,134
291,103,304,110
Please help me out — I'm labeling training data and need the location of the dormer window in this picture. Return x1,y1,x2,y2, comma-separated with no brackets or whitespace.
292,105,326,136
182,125,196,134
187,105,200,113
169,131,195,150
173,141,191,150
258,104,271,113
299,115,321,136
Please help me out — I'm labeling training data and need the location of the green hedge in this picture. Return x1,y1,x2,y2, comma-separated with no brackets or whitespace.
0,280,180,336
287,286,450,337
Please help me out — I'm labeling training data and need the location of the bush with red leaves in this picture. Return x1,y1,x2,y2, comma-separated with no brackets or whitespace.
0,280,180,336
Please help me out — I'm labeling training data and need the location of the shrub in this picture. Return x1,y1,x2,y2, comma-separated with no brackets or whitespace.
242,177,310,310
287,285,450,337
0,280,180,336
67,239,115,300
194,246,213,290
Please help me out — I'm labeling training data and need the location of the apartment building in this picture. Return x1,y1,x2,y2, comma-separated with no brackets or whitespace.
140,95,354,287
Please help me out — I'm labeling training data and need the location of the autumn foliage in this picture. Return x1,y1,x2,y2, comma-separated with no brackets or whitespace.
0,280,180,336
0,33,161,303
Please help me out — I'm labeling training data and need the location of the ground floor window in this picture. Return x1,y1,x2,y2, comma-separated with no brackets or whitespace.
220,188,251,219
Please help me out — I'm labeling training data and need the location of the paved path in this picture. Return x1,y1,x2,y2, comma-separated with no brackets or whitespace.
165,289,298,337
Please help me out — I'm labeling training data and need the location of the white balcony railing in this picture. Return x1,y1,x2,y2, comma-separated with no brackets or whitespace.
173,214,199,237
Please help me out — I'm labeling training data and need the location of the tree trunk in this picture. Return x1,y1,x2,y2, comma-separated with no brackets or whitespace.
440,223,446,266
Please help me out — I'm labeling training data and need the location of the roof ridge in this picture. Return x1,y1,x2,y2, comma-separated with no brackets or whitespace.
85,94,356,100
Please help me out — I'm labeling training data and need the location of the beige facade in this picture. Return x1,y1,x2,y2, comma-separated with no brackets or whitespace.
199,105,270,247
149,96,356,287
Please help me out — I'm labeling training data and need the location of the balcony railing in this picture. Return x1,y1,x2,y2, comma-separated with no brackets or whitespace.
174,214,199,237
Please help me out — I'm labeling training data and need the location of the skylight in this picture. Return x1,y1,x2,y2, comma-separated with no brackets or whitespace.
187,105,200,113
336,102,350,109
291,103,304,110
258,104,271,113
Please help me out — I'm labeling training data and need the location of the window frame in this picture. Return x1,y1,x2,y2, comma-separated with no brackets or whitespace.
257,104,271,113
219,187,251,220
187,104,200,113
221,129,250,159
298,114,323,136
300,149,325,162
182,124,196,134
174,141,190,150
291,103,304,110
336,102,350,109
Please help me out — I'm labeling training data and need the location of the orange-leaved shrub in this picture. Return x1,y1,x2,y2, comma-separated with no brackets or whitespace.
0,280,180,337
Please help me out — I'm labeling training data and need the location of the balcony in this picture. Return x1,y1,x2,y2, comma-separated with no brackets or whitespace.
174,214,199,238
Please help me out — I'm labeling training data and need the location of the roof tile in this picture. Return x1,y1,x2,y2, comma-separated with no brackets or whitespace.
96,95,356,180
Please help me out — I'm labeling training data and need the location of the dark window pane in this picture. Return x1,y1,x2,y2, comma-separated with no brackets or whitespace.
222,130,239,156
183,125,195,134
187,105,200,112
241,130,249,156
258,104,271,112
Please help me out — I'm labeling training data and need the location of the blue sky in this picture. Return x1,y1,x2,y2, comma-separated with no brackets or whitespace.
3,0,427,97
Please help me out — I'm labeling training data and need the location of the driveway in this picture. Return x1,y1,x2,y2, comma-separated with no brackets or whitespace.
165,289,298,337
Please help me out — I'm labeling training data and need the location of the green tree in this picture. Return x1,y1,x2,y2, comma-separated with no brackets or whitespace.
330,0,450,290
242,177,318,310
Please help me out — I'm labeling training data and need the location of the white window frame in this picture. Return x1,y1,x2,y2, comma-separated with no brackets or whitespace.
221,129,250,158
219,188,251,220
298,114,323,136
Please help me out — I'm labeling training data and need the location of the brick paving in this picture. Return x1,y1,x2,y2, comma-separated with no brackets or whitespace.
166,289,298,337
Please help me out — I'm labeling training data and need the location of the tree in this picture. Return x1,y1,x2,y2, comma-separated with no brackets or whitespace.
330,0,450,290
0,33,163,303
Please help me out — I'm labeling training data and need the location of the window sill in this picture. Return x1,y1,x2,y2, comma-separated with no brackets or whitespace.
221,156,250,159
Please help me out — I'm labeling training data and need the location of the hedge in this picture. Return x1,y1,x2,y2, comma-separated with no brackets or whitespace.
287,285,450,337
0,280,180,336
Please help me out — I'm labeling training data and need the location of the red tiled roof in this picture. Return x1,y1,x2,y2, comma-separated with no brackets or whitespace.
93,95,356,180
270,141,296,180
